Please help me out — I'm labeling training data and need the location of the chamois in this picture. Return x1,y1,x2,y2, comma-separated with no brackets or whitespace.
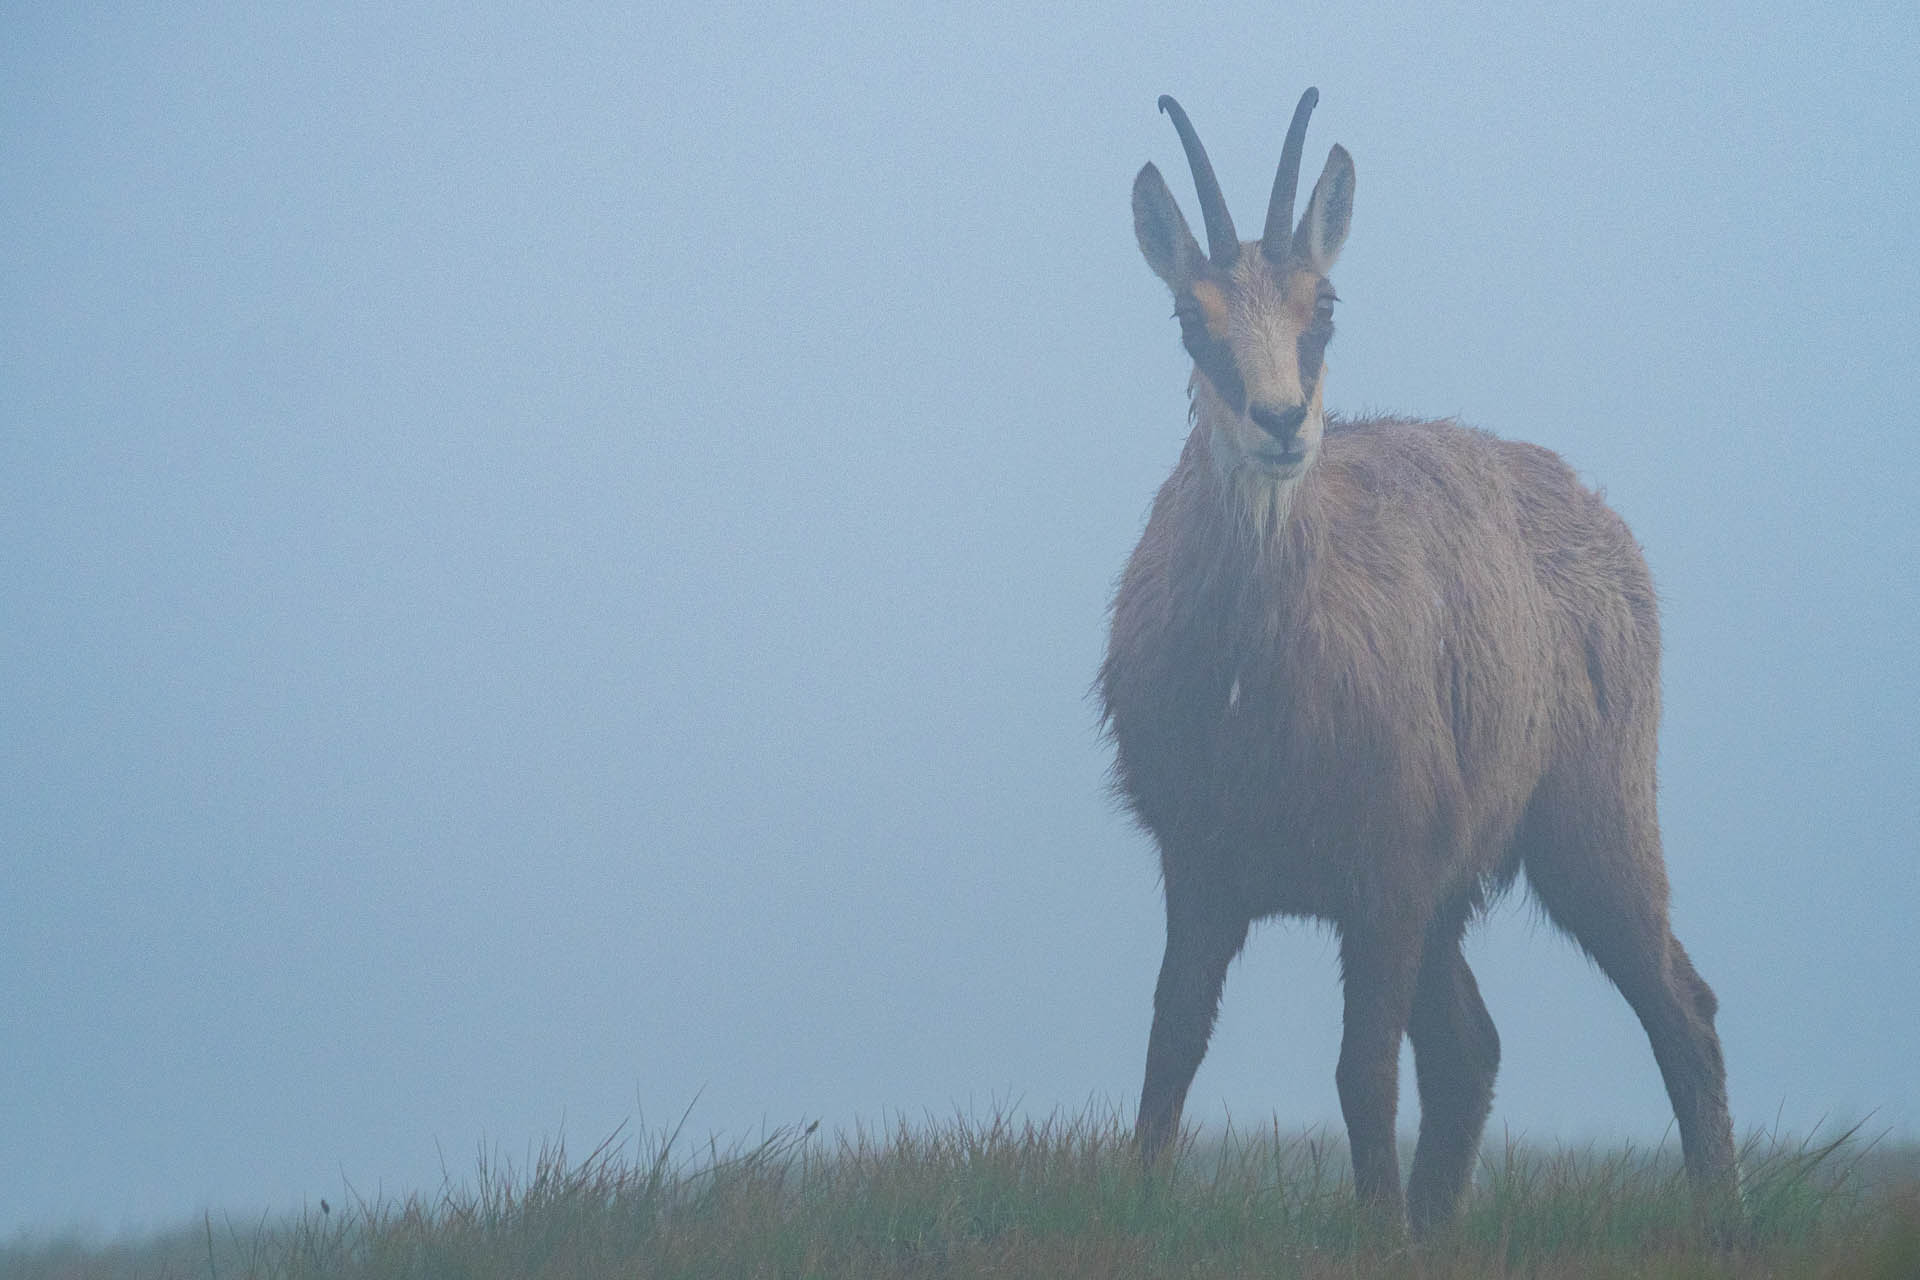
1100,89,1737,1230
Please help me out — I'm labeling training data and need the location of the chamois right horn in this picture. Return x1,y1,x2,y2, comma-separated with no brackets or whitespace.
1158,95,1239,267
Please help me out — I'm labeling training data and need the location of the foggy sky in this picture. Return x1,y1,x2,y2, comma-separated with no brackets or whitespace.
4,1,1917,1237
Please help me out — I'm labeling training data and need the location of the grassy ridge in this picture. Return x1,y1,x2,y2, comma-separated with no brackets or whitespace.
8,1111,1918,1279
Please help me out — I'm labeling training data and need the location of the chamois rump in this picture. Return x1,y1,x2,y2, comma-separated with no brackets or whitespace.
1100,89,1737,1230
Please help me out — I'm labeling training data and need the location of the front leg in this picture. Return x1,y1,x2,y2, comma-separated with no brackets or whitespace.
1406,932,1501,1232
1335,915,1426,1221
1136,878,1250,1167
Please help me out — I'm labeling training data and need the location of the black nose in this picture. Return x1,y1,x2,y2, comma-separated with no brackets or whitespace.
1249,402,1307,445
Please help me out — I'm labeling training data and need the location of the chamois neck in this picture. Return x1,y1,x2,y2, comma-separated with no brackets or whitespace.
1193,392,1320,548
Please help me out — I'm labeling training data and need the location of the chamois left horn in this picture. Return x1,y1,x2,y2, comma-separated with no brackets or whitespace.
1262,87,1319,258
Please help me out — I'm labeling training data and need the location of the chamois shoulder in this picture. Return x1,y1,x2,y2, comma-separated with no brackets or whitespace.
1318,413,1619,532
1305,414,1535,534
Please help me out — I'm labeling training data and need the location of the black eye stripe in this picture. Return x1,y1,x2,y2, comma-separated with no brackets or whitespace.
1175,298,1247,414
1183,326,1246,415
1176,307,1209,345
1196,348,1247,415
1174,292,1331,415
1297,319,1333,402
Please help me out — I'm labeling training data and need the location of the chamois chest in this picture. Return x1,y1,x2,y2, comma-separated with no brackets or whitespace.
1101,420,1569,915
1104,538,1410,912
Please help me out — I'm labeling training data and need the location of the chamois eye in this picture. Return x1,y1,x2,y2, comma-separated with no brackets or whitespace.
1313,292,1337,327
1175,303,1209,340
1176,309,1216,360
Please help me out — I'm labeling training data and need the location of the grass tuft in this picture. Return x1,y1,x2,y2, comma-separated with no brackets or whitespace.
6,1109,1916,1279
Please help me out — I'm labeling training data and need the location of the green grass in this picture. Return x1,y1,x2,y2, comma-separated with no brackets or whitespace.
8,1110,1917,1279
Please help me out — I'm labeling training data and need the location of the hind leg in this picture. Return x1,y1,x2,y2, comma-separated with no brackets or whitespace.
1406,905,1501,1233
1522,789,1736,1203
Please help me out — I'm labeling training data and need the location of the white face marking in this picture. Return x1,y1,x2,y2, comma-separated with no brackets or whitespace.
1194,253,1331,532
1229,257,1310,409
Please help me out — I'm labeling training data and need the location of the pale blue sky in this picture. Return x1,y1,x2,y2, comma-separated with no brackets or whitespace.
3,1,1916,1236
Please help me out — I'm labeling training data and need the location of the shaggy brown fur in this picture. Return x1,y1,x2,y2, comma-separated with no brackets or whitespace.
1103,93,1736,1232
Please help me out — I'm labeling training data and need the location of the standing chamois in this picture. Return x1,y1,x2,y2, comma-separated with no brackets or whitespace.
1100,89,1737,1230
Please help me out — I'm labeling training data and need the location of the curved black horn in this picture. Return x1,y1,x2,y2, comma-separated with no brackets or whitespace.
1262,87,1319,258
1157,95,1238,267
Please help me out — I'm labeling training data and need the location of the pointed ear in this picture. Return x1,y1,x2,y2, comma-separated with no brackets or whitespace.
1291,145,1354,275
1133,161,1205,289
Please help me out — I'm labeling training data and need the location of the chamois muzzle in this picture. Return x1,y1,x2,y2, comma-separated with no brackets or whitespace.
1249,402,1309,449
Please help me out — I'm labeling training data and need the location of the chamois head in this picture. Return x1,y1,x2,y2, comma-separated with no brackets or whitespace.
1134,90,1354,492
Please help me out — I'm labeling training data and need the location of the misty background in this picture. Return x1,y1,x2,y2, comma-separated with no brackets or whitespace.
4,1,1916,1238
